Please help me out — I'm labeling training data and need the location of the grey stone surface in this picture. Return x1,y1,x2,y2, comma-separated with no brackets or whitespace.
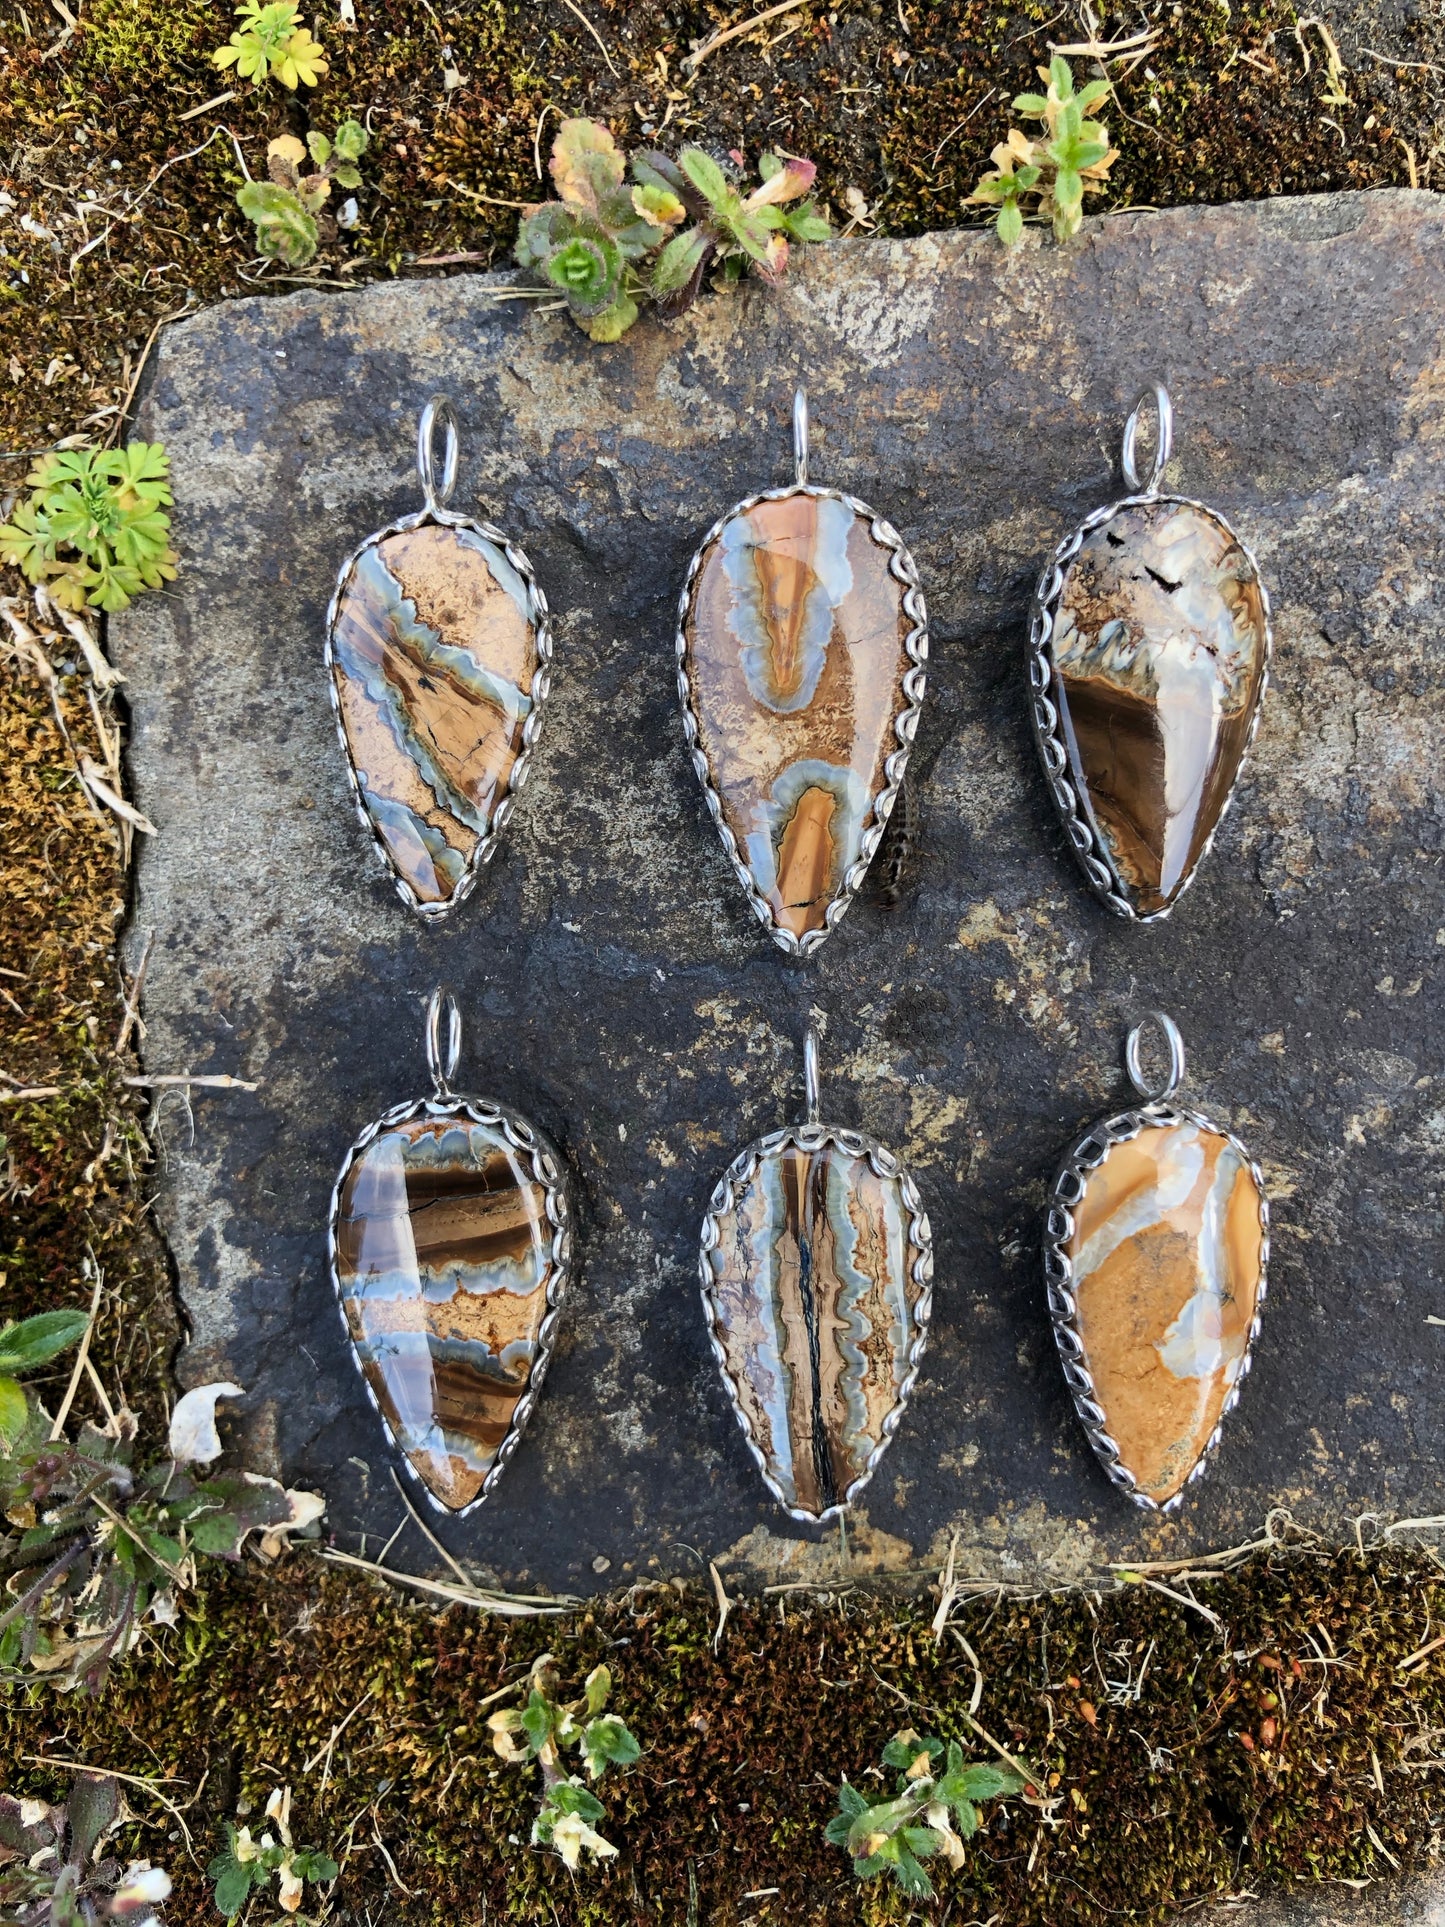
1177,1869,1445,1926
114,188,1445,1597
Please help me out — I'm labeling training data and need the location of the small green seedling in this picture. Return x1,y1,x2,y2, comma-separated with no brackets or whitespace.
488,1654,641,1868
0,1310,87,1449
208,1786,337,1919
0,444,177,614
212,0,326,89
970,55,1119,243
826,1728,1024,1898
236,122,369,268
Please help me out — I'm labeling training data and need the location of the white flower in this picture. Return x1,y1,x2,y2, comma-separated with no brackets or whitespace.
111,1860,173,1916
276,1861,305,1913
168,1383,246,1464
231,1827,261,1865
549,1812,617,1871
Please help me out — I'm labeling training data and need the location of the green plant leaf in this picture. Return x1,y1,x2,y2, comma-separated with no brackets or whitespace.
544,234,622,317
1076,78,1111,110
333,118,368,161
520,1688,557,1753
997,200,1023,244
583,1663,612,1716
580,1715,640,1779
236,180,319,266
0,1378,28,1448
551,118,626,210
1049,53,1075,96
544,1778,606,1822
678,145,729,206
0,1310,89,1377
209,1852,254,1917
580,291,638,342
651,227,708,295
1012,91,1048,115
306,131,331,165
189,1513,243,1556
332,164,361,189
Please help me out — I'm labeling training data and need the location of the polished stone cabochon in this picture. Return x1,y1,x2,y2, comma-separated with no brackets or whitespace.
1066,1117,1265,1505
1052,499,1268,915
333,1114,556,1509
329,521,537,909
683,491,912,942
705,1137,928,1518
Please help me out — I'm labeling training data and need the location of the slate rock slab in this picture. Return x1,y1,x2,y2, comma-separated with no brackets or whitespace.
114,188,1445,1595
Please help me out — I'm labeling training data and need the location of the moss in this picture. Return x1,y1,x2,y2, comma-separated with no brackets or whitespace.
2,1541,1443,1923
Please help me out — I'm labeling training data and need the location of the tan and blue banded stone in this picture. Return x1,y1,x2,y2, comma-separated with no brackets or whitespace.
334,1115,555,1510
706,1139,926,1518
329,522,536,909
1051,500,1267,915
683,492,912,942
1066,1118,1265,1505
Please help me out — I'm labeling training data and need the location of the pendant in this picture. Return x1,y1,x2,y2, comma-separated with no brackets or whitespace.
699,1026,934,1521
676,389,929,955
1028,384,1271,920
327,989,572,1514
1044,1012,1269,1511
325,398,554,920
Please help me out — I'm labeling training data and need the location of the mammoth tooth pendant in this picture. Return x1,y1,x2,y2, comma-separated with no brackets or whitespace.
676,388,929,956
1044,1013,1269,1511
327,989,572,1514
325,397,554,921
1028,384,1271,920
699,1028,934,1521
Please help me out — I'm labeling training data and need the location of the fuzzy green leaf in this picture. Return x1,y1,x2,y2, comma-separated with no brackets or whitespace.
0,1378,27,1449
579,291,639,342
678,145,729,206
306,131,331,165
1012,91,1048,115
0,1310,89,1377
997,200,1023,243
208,1852,254,1917
580,1715,640,1779
236,180,319,266
333,118,368,161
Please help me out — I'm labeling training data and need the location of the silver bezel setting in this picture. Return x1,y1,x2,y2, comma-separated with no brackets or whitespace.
1043,1099,1270,1513
326,1087,573,1518
324,504,555,923
674,481,930,956
698,1119,935,1524
1026,490,1273,923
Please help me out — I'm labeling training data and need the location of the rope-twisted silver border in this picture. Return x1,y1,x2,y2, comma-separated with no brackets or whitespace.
1026,491,1273,923
324,505,555,923
326,1089,573,1517
1043,1099,1270,1512
675,483,930,956
698,1120,935,1523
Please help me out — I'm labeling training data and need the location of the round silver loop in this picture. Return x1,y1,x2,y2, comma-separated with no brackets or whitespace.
417,395,460,516
792,386,809,488
425,985,462,1096
1121,381,1173,494
1124,1010,1185,1104
802,1024,821,1124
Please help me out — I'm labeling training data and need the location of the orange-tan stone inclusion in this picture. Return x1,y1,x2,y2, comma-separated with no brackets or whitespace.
334,1116,554,1509
683,492,911,940
1052,501,1267,915
1067,1118,1264,1504
330,524,536,908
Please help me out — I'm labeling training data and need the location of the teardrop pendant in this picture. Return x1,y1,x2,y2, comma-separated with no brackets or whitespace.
676,389,929,955
1028,385,1271,920
700,1027,934,1521
326,398,554,920
327,989,572,1514
1044,1013,1269,1511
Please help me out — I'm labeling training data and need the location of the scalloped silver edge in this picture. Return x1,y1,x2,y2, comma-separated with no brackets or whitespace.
675,483,930,957
324,505,555,924
1026,491,1273,923
1043,1099,1270,1513
326,1088,573,1518
698,1120,935,1524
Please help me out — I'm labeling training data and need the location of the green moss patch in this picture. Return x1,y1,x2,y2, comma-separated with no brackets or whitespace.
3,1538,1443,1923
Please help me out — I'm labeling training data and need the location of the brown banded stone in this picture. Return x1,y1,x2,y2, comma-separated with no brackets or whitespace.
329,522,537,910
1051,499,1267,915
705,1137,927,1518
334,1114,556,1509
683,491,913,942
1065,1117,1265,1505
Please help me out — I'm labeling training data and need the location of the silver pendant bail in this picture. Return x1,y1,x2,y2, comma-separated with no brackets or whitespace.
1121,381,1173,494
1124,1009,1186,1104
792,385,810,488
417,395,460,517
425,984,462,1097
802,1023,821,1124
